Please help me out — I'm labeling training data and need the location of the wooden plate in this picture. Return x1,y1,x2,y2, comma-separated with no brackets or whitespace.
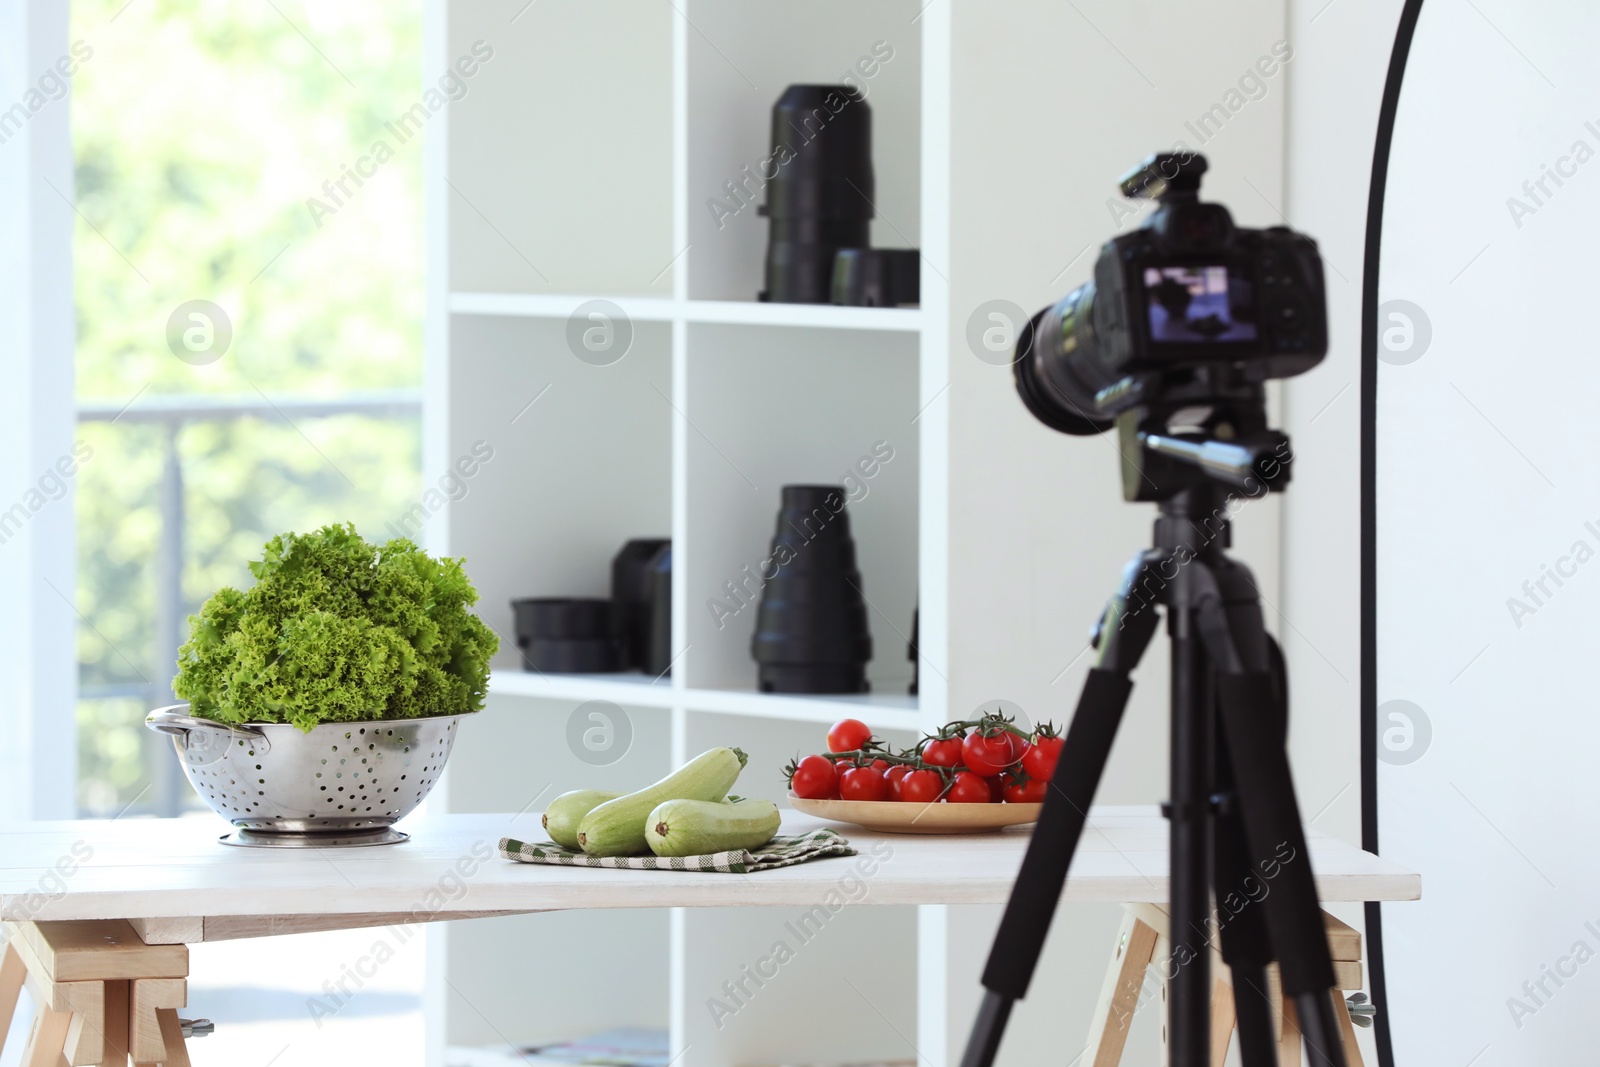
788,795,1042,834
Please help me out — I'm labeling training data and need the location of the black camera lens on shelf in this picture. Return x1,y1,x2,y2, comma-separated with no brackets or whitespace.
612,538,670,671
643,545,673,678
832,248,920,307
511,597,621,673
750,485,873,693
759,85,874,304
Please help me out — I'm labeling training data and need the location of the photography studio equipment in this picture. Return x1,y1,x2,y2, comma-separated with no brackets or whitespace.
759,85,874,304
1014,152,1325,441
962,152,1347,1067
643,544,673,677
831,247,920,307
750,484,873,693
511,597,621,673
757,85,921,306
612,538,670,670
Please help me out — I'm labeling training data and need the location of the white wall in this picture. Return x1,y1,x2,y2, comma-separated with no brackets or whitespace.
0,0,79,821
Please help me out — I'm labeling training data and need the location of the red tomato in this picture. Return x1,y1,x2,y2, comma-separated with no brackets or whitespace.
868,758,891,773
947,770,992,804
827,719,873,754
962,731,1018,777
840,766,888,802
833,756,858,773
920,737,963,768
985,776,1005,802
895,768,943,803
791,755,839,800
1024,735,1065,781
885,765,912,791
1003,776,1047,804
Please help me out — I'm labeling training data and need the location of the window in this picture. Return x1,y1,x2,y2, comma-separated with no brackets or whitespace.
71,0,425,818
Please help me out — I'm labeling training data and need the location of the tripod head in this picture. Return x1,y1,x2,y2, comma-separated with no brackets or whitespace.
1114,394,1293,506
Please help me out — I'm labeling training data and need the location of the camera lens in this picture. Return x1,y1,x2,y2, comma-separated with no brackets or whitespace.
1013,288,1117,436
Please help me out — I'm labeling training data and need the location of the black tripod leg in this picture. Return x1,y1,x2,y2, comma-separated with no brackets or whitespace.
961,568,1162,1067
1214,671,1346,1067
960,668,1135,1067
1209,709,1286,1067
1187,569,1346,1067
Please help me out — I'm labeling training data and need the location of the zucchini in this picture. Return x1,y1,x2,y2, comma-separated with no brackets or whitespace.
543,789,622,850
645,797,781,857
577,747,748,856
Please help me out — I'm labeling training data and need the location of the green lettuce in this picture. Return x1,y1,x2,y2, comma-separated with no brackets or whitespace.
174,524,498,731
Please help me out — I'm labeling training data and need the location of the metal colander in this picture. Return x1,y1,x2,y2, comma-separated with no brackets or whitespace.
146,704,464,845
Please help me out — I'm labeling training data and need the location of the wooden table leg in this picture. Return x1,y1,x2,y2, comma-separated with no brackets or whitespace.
0,942,24,1059
130,979,185,1065
21,1007,71,1067
102,980,132,1066
156,1009,192,1067
1209,978,1234,1067
1334,992,1365,1067
1084,909,1159,1066
59,981,105,1066
1277,998,1302,1067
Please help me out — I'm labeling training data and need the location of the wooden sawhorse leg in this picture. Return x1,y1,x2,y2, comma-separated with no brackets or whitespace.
0,920,191,1066
1086,905,1369,1066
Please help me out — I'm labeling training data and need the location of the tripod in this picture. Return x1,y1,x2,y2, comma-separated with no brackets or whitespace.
960,441,1348,1067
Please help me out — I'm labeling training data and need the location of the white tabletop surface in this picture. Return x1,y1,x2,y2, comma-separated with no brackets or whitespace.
0,805,1418,925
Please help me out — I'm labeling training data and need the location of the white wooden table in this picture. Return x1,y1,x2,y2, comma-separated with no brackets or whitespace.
0,805,1418,942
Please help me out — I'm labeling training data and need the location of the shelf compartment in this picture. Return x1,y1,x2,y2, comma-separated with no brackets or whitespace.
681,322,919,695
684,0,923,302
448,0,674,296
448,315,672,671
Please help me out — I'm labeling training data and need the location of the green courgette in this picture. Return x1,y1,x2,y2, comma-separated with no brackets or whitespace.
542,789,622,850
577,747,748,856
645,797,781,857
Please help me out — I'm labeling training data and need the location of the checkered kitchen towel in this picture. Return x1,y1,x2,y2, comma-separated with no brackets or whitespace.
499,828,855,873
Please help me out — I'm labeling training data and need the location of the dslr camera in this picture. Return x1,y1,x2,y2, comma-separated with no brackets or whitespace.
1014,153,1327,501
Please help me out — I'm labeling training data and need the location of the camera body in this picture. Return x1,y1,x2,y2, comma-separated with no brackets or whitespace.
1015,153,1327,442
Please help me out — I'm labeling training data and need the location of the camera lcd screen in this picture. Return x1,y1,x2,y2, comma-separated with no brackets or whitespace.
1142,265,1258,343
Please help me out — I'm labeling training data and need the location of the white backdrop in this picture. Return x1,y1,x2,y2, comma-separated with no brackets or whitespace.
1377,2,1600,1062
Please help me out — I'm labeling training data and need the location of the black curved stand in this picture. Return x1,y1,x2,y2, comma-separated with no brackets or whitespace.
1360,2,1428,1065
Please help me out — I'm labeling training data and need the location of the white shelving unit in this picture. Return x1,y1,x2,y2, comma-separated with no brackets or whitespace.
421,2,1294,1065
424,2,944,1065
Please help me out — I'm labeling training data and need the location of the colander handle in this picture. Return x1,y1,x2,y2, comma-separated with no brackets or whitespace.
145,705,268,744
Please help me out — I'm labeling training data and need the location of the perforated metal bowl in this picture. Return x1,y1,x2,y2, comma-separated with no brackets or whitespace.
146,704,464,845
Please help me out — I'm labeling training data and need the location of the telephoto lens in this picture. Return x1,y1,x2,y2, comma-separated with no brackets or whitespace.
612,538,670,670
643,544,673,678
750,485,873,693
759,84,873,304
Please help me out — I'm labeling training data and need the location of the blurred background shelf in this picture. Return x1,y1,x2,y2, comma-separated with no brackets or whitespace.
450,292,923,332
489,667,918,723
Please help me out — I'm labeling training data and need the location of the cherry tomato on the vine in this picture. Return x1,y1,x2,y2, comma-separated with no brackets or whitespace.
827,719,873,754
1003,775,1047,804
840,766,888,802
895,768,943,803
1023,735,1065,781
790,754,839,800
961,730,1019,777
920,737,963,768
985,776,1005,803
947,770,992,804
885,765,912,791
